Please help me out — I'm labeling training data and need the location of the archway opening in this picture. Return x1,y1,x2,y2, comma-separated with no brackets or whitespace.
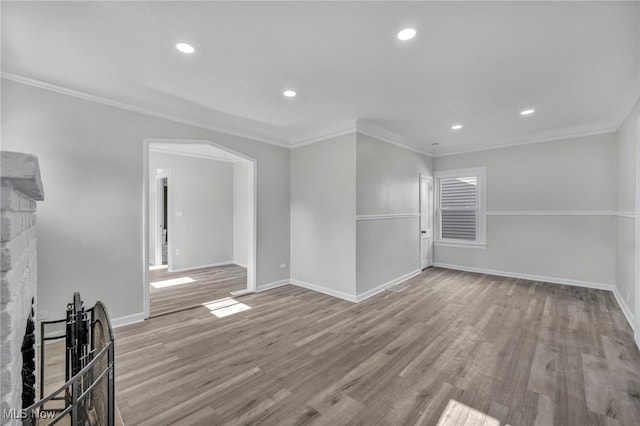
142,138,257,318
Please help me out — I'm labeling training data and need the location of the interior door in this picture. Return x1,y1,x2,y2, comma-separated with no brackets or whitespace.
420,175,434,269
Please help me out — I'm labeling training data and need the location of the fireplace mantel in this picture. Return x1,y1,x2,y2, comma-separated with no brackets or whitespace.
1,151,44,201
1,151,44,424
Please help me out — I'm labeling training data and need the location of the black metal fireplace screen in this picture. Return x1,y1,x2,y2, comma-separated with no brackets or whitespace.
25,293,115,426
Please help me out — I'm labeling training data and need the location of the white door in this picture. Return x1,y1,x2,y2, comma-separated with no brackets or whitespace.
420,175,434,269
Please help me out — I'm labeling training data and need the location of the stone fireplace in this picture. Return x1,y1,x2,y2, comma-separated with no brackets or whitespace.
1,151,44,424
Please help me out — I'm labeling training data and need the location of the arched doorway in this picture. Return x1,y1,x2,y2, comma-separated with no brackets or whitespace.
142,138,257,318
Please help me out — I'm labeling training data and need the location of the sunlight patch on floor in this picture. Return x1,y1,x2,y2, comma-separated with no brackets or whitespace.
203,297,239,310
149,265,168,271
150,276,195,288
436,400,504,426
202,297,251,318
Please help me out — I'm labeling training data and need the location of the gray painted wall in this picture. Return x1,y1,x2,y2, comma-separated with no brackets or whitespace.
4,76,635,331
616,100,639,321
356,218,421,294
149,152,233,271
436,134,616,211
355,133,433,294
233,161,250,267
290,134,357,297
1,79,290,322
434,133,617,286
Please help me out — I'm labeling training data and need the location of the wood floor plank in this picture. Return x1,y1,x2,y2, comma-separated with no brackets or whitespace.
110,267,640,425
149,264,247,317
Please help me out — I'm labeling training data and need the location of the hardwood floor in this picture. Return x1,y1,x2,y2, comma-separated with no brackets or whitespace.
115,267,640,425
150,264,247,317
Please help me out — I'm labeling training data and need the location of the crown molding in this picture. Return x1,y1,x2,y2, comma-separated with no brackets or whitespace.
356,119,433,157
3,72,635,159
615,92,640,129
1,72,291,149
290,119,357,148
432,125,617,157
289,118,433,158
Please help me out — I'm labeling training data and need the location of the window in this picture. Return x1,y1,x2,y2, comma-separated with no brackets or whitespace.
435,167,486,247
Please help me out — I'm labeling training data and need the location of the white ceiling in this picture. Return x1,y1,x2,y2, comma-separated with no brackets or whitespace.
2,1,639,155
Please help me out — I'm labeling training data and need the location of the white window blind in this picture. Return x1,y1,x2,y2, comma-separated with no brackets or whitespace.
435,168,486,246
439,176,478,241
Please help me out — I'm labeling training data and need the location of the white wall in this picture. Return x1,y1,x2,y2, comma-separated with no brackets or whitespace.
290,132,433,300
1,79,290,322
434,133,617,287
5,75,635,328
149,152,233,271
233,161,250,267
290,134,357,298
616,100,639,328
355,133,433,294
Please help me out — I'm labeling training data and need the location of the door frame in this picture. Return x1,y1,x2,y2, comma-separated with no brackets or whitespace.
154,171,170,269
142,138,258,320
635,115,640,348
420,174,434,269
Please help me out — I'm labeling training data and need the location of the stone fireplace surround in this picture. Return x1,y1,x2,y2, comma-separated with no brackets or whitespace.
1,151,44,423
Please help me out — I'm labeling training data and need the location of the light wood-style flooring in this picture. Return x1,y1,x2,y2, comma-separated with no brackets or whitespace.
150,264,246,317
115,267,640,425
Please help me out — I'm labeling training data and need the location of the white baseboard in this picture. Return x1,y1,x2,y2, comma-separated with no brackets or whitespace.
289,271,423,304
290,278,358,303
169,260,233,273
111,311,146,328
433,263,615,291
355,269,422,302
612,287,636,334
42,310,147,339
233,261,248,268
149,258,156,266
255,279,290,293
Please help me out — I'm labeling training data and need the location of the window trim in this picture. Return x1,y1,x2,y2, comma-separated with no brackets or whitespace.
434,167,487,247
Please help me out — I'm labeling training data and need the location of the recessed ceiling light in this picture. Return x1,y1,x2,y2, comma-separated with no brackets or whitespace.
283,90,297,98
397,28,417,41
451,124,463,131
520,109,535,116
176,43,195,54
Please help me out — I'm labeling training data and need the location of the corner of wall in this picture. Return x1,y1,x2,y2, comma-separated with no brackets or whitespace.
111,311,147,328
612,285,636,333
289,133,357,297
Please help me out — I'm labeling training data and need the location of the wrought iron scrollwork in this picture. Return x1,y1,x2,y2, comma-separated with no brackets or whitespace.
26,293,114,426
